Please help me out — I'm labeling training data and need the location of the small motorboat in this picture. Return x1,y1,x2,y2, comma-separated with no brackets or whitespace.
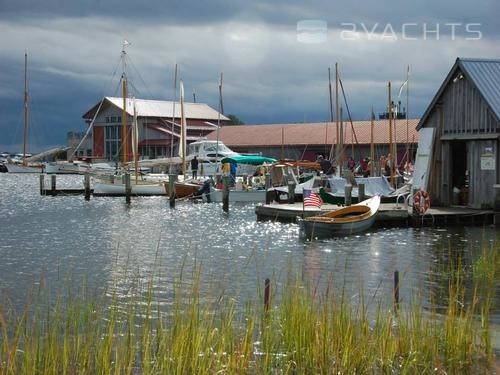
297,195,380,238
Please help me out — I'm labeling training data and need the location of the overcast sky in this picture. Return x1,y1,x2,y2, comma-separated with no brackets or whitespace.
0,0,498,152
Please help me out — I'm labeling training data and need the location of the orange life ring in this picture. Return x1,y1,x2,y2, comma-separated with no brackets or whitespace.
413,189,430,214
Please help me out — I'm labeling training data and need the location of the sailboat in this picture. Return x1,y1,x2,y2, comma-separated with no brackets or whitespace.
5,54,44,173
93,42,168,196
93,97,168,196
171,80,205,198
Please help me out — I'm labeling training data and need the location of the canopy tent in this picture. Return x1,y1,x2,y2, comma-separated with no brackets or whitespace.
220,155,277,165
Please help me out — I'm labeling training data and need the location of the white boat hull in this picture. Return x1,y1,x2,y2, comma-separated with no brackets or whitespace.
45,162,86,174
208,187,266,202
93,181,167,196
5,163,42,173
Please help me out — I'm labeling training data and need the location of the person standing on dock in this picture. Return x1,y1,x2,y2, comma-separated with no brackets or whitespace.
191,156,199,179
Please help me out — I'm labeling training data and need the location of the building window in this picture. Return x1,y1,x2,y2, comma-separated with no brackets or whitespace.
105,125,122,160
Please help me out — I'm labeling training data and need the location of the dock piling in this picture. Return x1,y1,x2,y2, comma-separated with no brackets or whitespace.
394,270,400,312
358,183,365,202
265,173,273,204
287,181,296,203
264,278,270,312
124,173,131,204
265,173,271,189
84,173,91,200
345,184,352,206
169,174,176,208
39,174,45,195
222,175,230,213
51,174,56,196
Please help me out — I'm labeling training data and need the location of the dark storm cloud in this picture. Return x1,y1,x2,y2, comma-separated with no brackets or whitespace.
0,0,498,150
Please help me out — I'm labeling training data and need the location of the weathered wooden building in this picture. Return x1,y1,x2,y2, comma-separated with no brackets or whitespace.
417,58,500,208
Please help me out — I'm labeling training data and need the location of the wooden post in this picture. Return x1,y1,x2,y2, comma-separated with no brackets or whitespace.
51,174,56,196
124,172,131,204
84,173,91,200
222,175,230,213
358,183,365,202
265,173,271,189
287,181,296,203
394,270,400,312
345,184,352,206
39,174,45,195
265,173,272,204
264,278,270,312
169,174,176,208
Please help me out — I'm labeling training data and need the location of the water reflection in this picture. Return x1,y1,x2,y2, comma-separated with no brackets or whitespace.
0,174,498,330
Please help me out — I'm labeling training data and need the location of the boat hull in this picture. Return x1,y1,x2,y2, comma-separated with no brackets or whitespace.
319,189,402,205
298,196,380,238
173,181,203,198
5,163,43,173
93,181,166,196
45,162,85,174
209,188,266,202
298,214,376,238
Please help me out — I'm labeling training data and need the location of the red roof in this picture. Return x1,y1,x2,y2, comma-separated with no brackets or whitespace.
206,119,420,147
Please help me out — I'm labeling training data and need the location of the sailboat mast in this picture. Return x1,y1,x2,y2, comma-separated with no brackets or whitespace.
133,102,139,182
121,44,128,167
180,80,187,178
335,63,340,170
339,107,343,165
171,66,178,153
370,106,374,176
327,67,334,156
121,77,128,166
23,53,28,166
169,64,178,174
406,65,410,165
388,81,394,187
215,73,223,171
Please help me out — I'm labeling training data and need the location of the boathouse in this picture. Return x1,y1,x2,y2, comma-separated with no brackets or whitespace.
417,58,500,209
82,97,230,161
206,119,420,171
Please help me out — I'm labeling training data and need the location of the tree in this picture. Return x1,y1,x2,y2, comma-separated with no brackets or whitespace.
227,114,245,125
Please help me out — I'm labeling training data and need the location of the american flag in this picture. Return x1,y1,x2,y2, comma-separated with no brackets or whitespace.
303,189,323,208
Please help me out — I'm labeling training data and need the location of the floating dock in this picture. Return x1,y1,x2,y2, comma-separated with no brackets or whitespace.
255,202,496,227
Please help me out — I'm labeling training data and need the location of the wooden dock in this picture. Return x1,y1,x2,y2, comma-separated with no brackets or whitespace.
255,202,495,227
41,188,93,196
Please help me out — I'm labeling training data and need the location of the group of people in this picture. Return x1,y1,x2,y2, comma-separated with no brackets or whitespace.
337,154,401,177
346,156,374,177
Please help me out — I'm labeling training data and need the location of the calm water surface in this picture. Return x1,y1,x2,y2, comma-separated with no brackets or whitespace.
0,174,498,339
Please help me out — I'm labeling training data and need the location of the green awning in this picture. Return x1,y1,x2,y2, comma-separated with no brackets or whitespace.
220,155,277,165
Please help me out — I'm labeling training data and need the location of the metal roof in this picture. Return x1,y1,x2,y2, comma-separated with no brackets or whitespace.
459,59,500,120
206,120,420,147
418,58,500,129
94,97,229,121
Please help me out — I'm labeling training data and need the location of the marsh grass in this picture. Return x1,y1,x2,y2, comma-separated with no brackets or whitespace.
0,246,497,374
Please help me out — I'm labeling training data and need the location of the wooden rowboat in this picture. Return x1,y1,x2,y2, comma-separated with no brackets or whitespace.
163,180,203,198
297,195,380,238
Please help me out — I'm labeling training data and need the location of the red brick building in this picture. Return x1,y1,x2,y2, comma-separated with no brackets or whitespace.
83,97,230,161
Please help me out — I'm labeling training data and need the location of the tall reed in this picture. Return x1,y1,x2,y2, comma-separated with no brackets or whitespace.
0,245,496,374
